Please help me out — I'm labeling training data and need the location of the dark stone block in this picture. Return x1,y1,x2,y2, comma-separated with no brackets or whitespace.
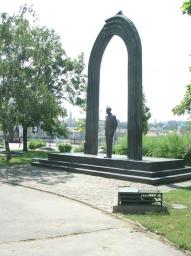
31,152,191,185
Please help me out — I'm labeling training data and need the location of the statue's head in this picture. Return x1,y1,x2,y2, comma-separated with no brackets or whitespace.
106,106,112,114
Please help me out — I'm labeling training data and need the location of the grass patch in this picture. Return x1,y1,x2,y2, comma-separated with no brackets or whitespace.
0,150,48,167
28,139,46,150
123,187,191,252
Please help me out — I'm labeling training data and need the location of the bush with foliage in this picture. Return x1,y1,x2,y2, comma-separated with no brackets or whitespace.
113,133,191,164
0,138,4,148
28,140,46,150
182,147,191,166
113,137,128,155
58,143,72,153
147,134,191,159
142,136,159,157
73,144,84,153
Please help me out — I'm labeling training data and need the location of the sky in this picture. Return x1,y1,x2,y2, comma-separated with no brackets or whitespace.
1,0,191,122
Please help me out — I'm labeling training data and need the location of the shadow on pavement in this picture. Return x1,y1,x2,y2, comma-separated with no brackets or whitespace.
166,183,191,191
0,165,74,186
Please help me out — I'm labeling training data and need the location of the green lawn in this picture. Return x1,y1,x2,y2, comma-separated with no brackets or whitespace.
124,187,191,252
0,150,48,167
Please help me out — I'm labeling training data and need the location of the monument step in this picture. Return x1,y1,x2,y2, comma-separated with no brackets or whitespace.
31,161,157,184
48,153,185,171
31,161,191,185
38,159,191,178
153,172,191,184
38,159,153,177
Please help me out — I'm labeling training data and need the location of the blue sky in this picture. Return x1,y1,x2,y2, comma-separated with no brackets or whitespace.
1,0,191,122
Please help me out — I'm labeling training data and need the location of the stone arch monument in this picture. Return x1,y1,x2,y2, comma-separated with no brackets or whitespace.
34,12,191,184
84,11,142,160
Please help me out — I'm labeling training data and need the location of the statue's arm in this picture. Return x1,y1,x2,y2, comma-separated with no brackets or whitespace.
113,116,118,131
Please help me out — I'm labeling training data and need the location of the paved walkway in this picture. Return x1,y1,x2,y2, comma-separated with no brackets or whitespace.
0,164,191,255
0,164,191,212
0,182,188,256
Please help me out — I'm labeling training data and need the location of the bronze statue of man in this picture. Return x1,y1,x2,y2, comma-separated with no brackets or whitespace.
105,107,118,158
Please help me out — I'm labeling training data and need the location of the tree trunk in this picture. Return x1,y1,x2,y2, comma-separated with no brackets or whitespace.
49,136,52,147
23,125,28,151
4,133,11,161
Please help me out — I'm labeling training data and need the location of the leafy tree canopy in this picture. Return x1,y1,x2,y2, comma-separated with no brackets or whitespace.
181,0,191,15
173,2,191,117
0,5,87,152
142,93,152,134
172,81,191,116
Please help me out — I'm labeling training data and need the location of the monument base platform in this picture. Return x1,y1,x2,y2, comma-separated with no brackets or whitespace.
31,153,191,185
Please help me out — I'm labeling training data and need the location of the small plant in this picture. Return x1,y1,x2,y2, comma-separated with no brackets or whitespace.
113,136,128,155
0,138,4,148
112,133,191,164
73,144,84,153
28,139,46,150
142,136,157,157
58,143,72,153
183,147,191,165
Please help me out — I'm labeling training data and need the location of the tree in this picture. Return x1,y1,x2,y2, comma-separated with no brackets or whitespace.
40,99,69,146
0,5,87,152
11,7,67,151
0,84,16,160
0,12,19,160
142,93,152,134
173,1,191,117
75,118,86,133
42,119,69,147
181,0,191,15
63,53,87,109
172,82,191,116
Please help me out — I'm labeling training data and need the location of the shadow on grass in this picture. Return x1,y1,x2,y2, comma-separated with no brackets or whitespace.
0,150,74,186
0,150,50,166
166,183,191,191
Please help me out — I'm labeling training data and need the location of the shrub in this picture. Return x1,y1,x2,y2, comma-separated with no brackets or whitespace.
113,137,128,155
113,133,191,164
183,147,191,166
58,143,72,153
0,139,4,148
28,139,46,150
164,134,185,158
73,144,84,153
142,136,158,157
142,134,191,159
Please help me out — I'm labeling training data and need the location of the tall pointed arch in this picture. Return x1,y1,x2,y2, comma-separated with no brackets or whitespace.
84,12,142,160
